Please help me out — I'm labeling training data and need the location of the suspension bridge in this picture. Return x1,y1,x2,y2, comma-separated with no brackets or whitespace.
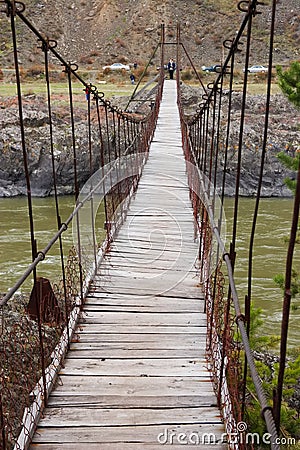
29,79,226,449
1,1,300,449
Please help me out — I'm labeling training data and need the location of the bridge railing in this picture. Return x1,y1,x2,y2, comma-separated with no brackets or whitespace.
177,0,299,448
0,1,164,448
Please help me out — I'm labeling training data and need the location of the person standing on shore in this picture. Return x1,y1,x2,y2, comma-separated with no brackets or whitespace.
130,73,135,84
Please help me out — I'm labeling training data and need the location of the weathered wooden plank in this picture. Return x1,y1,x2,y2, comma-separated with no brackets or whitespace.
47,394,218,409
116,223,195,230
90,278,198,290
126,211,194,216
134,183,190,189
110,240,197,248
97,262,198,274
105,238,197,247
97,251,198,263
120,213,194,219
84,298,204,309
71,332,207,343
127,195,192,201
83,298,203,312
101,259,198,268
90,281,202,296
100,253,198,263
30,443,227,450
85,291,204,301
67,348,202,358
85,294,200,302
98,262,198,273
51,375,215,396
76,325,206,334
36,407,222,427
111,233,196,242
107,229,196,238
103,241,197,249
78,311,205,326
90,289,202,299
99,255,197,267
95,267,198,278
118,223,194,230
116,225,195,232
84,297,204,311
95,268,199,279
92,276,199,286
103,247,198,258
101,255,198,265
31,424,226,445
59,358,209,377
94,279,200,292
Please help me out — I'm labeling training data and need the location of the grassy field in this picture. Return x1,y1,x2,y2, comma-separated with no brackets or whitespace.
0,80,139,99
0,76,281,103
231,82,281,95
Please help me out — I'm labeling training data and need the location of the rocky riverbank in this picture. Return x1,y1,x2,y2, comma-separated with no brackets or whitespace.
0,94,102,197
0,87,298,197
181,85,299,198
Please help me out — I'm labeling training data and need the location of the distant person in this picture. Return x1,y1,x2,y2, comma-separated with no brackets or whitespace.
168,58,176,79
130,73,135,85
85,85,90,101
133,62,138,69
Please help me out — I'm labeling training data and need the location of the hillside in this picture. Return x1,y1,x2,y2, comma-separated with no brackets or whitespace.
0,0,299,72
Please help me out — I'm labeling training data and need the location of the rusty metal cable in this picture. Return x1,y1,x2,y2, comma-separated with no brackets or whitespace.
95,96,110,243
275,162,300,429
243,0,278,418
65,62,85,307
220,53,234,205
42,38,70,347
231,2,253,257
86,86,98,272
9,0,36,264
217,3,254,417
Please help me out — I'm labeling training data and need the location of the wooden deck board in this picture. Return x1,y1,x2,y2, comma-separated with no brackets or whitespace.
32,424,226,444
59,358,209,377
31,445,226,450
49,376,215,396
35,407,222,427
83,299,203,312
70,332,206,345
76,325,206,334
78,311,203,326
47,394,218,408
67,349,203,358
30,80,225,449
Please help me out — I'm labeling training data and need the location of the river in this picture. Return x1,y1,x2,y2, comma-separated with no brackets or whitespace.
0,196,299,346
0,196,75,292
224,197,299,347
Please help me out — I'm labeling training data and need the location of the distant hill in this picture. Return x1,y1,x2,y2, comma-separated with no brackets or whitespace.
0,0,299,72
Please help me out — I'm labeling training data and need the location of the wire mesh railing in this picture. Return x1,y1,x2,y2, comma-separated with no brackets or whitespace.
0,1,164,448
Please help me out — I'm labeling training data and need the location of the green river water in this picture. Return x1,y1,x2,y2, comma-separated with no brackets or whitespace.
0,196,299,347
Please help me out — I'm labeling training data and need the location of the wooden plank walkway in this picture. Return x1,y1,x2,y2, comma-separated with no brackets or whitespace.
30,80,226,449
